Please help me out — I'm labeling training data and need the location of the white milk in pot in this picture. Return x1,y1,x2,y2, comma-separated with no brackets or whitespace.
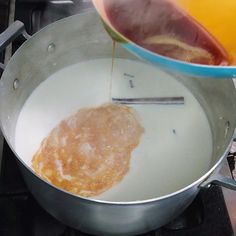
15,58,213,202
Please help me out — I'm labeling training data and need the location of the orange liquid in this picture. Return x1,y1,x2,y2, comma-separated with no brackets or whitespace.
102,0,229,66
176,0,236,64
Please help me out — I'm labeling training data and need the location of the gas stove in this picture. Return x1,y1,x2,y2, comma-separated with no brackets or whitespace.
0,1,236,235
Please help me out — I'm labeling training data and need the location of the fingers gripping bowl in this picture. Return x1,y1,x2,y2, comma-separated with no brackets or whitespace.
0,11,236,236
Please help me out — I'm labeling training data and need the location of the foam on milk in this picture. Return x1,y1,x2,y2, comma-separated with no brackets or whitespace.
15,59,213,202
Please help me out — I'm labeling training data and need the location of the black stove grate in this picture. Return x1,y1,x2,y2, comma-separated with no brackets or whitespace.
0,0,10,72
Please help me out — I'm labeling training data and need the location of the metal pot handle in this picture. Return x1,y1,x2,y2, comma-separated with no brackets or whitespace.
0,21,30,70
200,172,236,190
201,137,236,190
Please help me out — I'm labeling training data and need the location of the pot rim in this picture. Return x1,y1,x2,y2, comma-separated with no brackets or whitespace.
0,11,235,206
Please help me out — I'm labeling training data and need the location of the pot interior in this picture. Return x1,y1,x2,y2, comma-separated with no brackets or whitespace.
0,11,236,202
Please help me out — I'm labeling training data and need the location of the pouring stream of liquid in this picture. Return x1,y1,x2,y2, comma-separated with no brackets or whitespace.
109,40,116,101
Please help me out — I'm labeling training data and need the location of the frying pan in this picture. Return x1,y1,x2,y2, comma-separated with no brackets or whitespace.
0,11,236,235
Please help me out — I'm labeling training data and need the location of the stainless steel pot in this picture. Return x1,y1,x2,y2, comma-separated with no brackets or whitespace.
0,11,236,236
